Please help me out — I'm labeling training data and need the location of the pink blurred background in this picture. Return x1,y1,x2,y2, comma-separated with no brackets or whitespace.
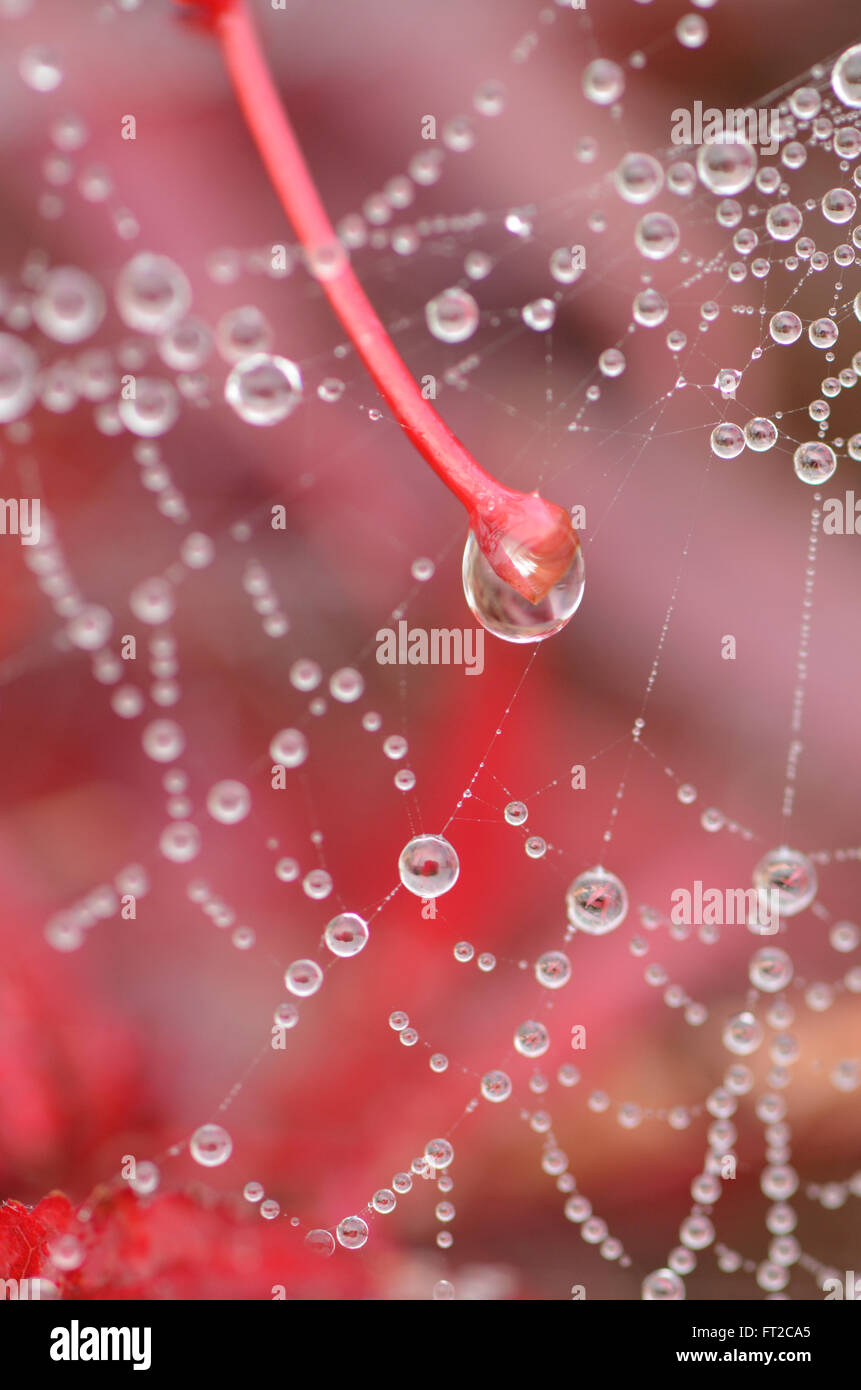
0,0,859,1298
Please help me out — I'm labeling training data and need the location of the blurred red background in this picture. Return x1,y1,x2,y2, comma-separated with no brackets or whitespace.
0,0,859,1299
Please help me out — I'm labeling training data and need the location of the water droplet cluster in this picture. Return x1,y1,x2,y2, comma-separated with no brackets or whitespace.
4,1,859,1306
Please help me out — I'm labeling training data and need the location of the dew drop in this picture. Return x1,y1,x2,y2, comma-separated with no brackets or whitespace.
830,921,859,952
599,348,626,378
372,1188,397,1214
128,1160,160,1196
535,949,571,989
115,253,192,335
225,352,303,426
19,45,62,92
329,667,364,703
480,1069,512,1102
697,139,757,196
632,288,669,327
582,58,625,106
821,188,857,224
675,13,708,47
142,719,185,763
614,152,664,205
159,317,212,372
522,298,557,331
159,821,201,863
0,333,38,422
67,605,112,651
769,311,802,345
744,417,778,452
215,305,273,362
269,728,308,768
323,912,369,957
793,441,836,484
635,212,680,260
411,557,435,581
462,529,585,643
832,44,861,108
206,780,251,824
284,959,324,997
190,1123,233,1167
710,423,745,459
398,834,460,897
305,1229,335,1256
749,947,794,992
808,318,839,351
566,867,628,934
513,1020,550,1057
753,847,817,915
642,1268,686,1300
765,203,803,242
336,1216,368,1249
425,287,479,343
119,378,180,438
425,1138,454,1168
33,268,105,344
181,532,215,569
303,869,333,900
722,1011,763,1056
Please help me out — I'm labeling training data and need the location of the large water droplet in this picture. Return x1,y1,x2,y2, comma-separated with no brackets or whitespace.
566,867,629,934
832,43,861,108
225,353,303,426
462,529,585,643
398,834,460,897
190,1123,233,1167
753,847,817,915
33,267,105,344
425,287,479,343
793,442,836,484
115,253,192,334
582,58,625,106
697,138,757,196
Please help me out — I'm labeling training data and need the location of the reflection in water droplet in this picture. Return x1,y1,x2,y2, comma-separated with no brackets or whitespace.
462,529,585,642
225,353,303,426
399,834,460,897
190,1123,233,1167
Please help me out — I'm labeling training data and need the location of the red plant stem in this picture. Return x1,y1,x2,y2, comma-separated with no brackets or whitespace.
216,1,502,518
181,0,577,602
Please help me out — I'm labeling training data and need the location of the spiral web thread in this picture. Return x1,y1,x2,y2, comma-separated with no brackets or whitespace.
3,0,861,1300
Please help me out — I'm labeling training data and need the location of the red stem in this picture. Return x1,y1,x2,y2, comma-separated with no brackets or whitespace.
177,0,577,603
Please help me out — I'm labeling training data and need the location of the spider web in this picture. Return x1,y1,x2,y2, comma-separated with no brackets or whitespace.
1,0,860,1301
